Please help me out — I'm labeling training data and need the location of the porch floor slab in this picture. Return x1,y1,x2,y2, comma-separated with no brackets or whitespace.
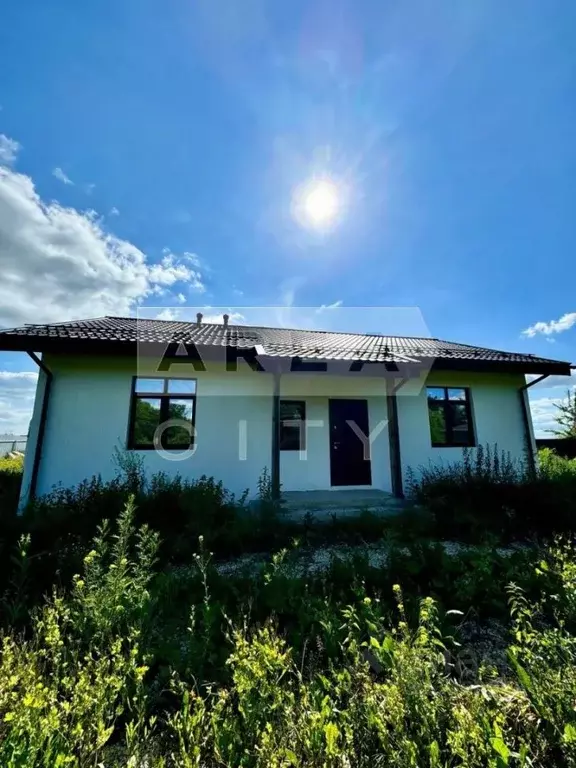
281,489,404,519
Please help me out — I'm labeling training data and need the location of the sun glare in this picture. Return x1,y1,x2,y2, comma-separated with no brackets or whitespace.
303,179,339,224
294,177,343,230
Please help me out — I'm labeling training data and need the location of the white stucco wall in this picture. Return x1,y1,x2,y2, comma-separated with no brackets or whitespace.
396,371,527,485
33,354,274,499
22,353,530,503
279,374,391,492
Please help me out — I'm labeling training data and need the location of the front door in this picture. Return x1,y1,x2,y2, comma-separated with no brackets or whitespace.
329,398,372,486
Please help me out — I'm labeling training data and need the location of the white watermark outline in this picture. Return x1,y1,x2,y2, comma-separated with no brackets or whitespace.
151,416,391,462
134,304,436,462
153,418,197,462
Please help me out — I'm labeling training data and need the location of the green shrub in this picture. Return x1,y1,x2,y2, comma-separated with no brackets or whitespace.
166,563,576,767
4,501,576,764
0,498,156,767
0,454,24,473
539,446,576,479
18,455,251,602
0,453,23,520
0,455,26,609
407,444,576,543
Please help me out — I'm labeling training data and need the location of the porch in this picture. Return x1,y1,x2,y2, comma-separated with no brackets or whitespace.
281,489,405,520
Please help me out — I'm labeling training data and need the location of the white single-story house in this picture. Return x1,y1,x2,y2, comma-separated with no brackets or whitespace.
0,315,571,509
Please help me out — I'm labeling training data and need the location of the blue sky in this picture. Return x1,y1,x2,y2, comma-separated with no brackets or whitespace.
0,0,575,435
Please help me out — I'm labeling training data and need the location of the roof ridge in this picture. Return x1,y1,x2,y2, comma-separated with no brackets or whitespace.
104,315,440,341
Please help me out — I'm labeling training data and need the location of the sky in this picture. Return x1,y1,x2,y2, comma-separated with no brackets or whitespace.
0,0,575,437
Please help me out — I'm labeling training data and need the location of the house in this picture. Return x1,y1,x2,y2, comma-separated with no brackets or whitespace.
0,315,571,510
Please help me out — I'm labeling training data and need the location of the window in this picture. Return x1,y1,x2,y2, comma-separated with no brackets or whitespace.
427,387,474,447
128,378,196,450
280,400,306,451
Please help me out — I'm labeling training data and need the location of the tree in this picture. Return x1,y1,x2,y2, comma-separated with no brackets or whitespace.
553,389,576,438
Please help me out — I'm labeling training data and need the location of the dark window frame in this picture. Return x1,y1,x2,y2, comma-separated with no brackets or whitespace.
427,387,475,448
279,399,306,451
127,376,197,450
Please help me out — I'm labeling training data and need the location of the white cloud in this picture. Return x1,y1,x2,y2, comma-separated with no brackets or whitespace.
52,167,73,185
184,252,200,265
0,163,205,327
139,306,246,325
527,371,575,390
176,293,186,304
528,370,575,436
155,308,180,321
153,305,241,323
0,370,38,435
529,394,565,437
109,206,120,216
316,299,343,313
84,182,96,194
148,252,204,291
0,134,20,165
201,311,245,324
522,312,576,337
530,378,576,437
0,371,38,381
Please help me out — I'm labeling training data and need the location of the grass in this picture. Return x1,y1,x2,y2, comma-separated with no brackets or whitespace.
1,447,576,764
1,501,576,766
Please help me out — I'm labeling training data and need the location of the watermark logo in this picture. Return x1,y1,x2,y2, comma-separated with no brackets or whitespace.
134,305,434,461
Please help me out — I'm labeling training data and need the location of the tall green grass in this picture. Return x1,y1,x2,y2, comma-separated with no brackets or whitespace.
2,499,576,766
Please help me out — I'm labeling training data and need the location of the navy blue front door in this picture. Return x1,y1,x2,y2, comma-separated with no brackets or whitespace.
328,399,372,486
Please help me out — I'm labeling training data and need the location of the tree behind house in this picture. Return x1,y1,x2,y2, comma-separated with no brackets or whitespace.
553,389,576,438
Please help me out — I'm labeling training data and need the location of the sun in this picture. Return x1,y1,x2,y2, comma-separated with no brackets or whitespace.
303,179,339,225
294,177,343,230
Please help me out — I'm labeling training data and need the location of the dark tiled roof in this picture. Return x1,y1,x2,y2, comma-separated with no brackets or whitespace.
0,315,571,374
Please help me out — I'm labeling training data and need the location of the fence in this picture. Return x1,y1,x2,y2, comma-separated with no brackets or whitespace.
0,437,27,456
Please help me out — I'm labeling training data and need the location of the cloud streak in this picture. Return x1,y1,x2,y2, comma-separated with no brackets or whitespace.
316,299,343,314
0,370,38,435
529,394,564,437
0,134,20,165
52,167,74,185
523,312,576,337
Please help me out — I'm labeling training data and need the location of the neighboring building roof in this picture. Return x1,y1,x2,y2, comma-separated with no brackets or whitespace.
0,315,571,375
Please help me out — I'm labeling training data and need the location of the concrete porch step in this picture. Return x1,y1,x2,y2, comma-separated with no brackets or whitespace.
281,489,405,519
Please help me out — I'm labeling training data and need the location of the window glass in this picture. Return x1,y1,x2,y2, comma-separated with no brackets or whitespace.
167,379,197,394
280,401,305,451
133,398,162,446
135,378,165,394
447,388,467,401
130,379,197,449
428,402,447,444
280,401,305,422
163,400,194,446
167,399,194,422
451,403,470,444
426,387,474,447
